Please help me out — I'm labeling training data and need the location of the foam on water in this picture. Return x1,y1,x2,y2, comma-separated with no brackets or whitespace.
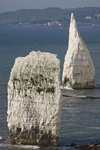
15,145,40,149
73,95,86,98
0,143,11,147
0,136,3,140
0,143,40,149
62,107,77,110
60,86,74,90
62,94,86,98
88,127,100,130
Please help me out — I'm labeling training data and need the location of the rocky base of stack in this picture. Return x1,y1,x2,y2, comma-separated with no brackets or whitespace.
62,77,95,89
8,127,59,145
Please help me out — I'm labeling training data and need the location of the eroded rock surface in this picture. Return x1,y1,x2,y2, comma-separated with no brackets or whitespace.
7,51,62,145
62,13,95,89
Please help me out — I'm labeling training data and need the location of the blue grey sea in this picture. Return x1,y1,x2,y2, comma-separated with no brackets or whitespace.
0,27,100,150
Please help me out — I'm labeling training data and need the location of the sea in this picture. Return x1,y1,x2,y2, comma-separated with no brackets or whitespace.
0,27,100,150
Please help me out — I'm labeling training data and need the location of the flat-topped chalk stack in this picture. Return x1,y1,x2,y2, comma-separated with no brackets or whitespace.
62,13,95,89
7,51,62,145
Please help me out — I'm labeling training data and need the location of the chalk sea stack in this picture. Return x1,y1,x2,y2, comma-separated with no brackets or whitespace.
62,13,95,89
7,51,62,145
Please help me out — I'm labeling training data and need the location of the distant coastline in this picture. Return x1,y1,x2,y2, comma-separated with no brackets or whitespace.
0,7,100,28
0,24,100,28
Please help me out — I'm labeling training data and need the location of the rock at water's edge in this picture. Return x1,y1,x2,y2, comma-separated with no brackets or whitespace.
7,51,62,145
62,13,95,89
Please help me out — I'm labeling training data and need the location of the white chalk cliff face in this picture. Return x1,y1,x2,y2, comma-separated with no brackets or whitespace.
62,13,95,89
7,51,62,145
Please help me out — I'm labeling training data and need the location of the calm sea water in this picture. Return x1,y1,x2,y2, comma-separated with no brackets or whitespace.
0,27,100,150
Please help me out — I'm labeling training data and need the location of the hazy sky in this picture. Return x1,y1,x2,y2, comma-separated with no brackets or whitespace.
0,0,100,13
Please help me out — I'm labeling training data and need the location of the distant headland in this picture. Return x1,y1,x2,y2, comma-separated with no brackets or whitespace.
0,7,100,28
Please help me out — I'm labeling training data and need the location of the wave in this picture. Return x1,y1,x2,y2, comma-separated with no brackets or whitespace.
0,143,11,147
62,94,100,99
60,86,74,90
0,137,40,149
15,145,40,149
0,136,2,140
88,127,100,130
0,143,40,149
62,94,86,98
95,84,100,89
61,85,100,90
62,107,77,110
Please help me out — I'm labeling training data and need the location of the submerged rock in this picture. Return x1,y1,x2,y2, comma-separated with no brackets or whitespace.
62,13,95,89
75,144,100,150
7,51,62,145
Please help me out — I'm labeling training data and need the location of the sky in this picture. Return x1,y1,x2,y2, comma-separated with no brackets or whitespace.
0,0,100,13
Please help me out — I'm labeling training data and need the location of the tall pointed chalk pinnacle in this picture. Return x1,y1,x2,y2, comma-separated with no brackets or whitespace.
62,13,95,89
